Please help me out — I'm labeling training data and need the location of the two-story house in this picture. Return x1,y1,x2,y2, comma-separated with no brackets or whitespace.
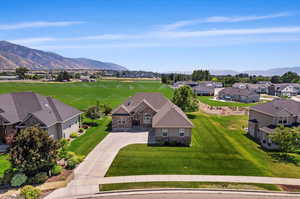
112,92,194,145
248,99,300,149
268,83,300,97
218,87,260,103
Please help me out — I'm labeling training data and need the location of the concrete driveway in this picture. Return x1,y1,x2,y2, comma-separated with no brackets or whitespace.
46,131,149,199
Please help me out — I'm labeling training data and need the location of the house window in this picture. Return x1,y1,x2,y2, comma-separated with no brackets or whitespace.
162,129,168,137
143,113,152,124
179,128,185,136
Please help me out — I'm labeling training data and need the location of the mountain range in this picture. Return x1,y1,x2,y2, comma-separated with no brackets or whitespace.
0,41,127,71
211,67,300,76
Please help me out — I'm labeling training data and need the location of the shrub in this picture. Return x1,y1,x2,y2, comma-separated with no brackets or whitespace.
70,132,78,138
66,153,85,170
2,169,14,186
79,128,84,133
32,172,48,184
58,139,69,160
82,121,98,127
102,104,112,115
51,165,62,176
20,185,41,199
82,124,89,129
10,173,27,187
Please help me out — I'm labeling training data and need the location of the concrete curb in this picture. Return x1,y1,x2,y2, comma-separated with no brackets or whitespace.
75,188,300,198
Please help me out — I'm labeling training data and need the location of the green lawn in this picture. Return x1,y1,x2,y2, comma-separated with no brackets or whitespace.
101,182,280,192
68,117,111,156
0,154,10,177
106,112,300,178
0,80,173,110
198,96,260,107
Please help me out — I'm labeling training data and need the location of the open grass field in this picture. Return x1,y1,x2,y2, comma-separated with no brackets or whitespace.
0,154,10,177
0,80,173,110
106,111,300,179
100,181,280,191
198,96,261,107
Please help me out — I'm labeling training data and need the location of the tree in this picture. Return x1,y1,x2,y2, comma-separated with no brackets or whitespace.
56,71,71,82
172,85,198,112
271,75,281,83
9,126,60,176
269,126,300,153
16,67,29,80
74,73,81,79
280,72,300,83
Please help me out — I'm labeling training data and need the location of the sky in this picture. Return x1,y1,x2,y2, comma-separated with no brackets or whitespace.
1,0,300,72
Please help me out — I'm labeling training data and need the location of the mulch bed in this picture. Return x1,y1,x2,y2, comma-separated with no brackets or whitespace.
279,184,300,192
46,169,73,183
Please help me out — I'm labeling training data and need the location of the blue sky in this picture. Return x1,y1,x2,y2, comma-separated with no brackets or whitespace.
1,0,300,72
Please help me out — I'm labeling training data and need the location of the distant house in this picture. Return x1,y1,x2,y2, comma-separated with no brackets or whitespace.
0,76,18,80
112,92,194,145
173,81,198,88
0,92,82,144
248,99,300,149
80,76,96,82
268,83,300,97
199,81,223,88
218,88,260,103
193,85,215,96
232,83,268,94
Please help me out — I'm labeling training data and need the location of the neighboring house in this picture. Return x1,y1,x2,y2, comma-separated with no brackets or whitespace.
218,87,260,103
0,76,18,80
193,85,215,96
112,92,194,145
232,83,268,94
173,81,198,88
80,76,96,82
248,99,300,149
268,83,300,97
232,83,248,89
198,81,223,88
0,92,82,144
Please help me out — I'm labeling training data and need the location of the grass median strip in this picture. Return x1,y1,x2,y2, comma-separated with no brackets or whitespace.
100,182,281,192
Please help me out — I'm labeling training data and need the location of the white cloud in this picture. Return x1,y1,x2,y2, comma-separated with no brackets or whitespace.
158,26,300,38
10,37,58,44
10,26,300,47
0,21,84,30
162,12,292,30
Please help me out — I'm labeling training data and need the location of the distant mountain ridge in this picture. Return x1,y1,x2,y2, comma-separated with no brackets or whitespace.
211,67,300,76
0,41,127,71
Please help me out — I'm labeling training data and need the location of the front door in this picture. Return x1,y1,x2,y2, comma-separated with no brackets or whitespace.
132,120,140,128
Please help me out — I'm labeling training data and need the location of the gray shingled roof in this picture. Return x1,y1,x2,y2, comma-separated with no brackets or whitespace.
112,92,194,128
193,85,215,93
0,92,82,127
250,99,300,116
219,87,257,96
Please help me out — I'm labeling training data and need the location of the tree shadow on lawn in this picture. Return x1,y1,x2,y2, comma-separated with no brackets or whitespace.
270,153,299,165
187,114,197,119
242,134,299,165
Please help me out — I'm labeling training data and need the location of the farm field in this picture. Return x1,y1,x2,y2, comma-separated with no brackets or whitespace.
106,112,300,178
198,96,261,107
0,80,173,110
